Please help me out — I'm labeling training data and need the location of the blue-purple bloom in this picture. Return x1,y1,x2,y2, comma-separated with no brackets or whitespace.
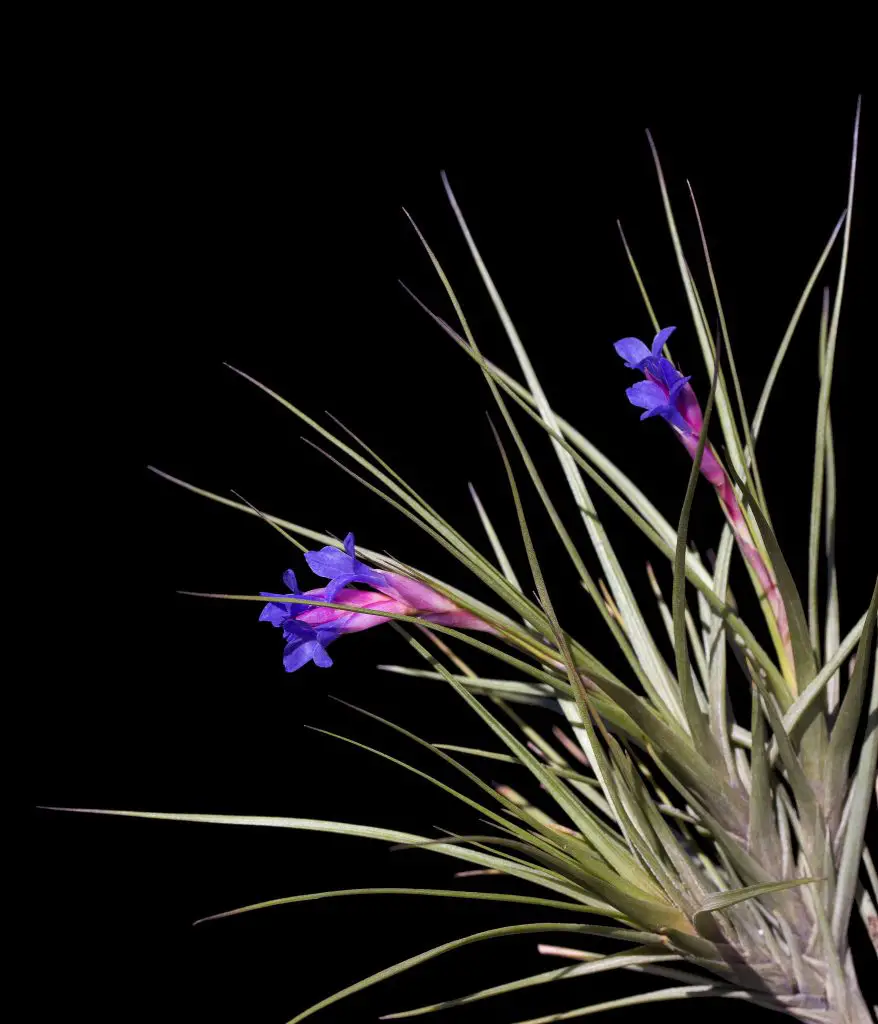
280,618,340,671
625,375,693,432
259,569,339,670
258,569,309,627
614,325,677,375
305,532,388,600
614,326,703,436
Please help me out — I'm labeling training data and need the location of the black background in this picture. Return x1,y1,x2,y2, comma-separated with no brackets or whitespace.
23,57,874,1024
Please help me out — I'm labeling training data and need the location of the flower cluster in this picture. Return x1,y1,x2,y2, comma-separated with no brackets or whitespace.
616,326,702,433
260,532,491,672
616,327,729,487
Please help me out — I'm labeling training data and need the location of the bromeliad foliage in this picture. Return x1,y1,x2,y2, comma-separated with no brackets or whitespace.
54,104,877,1023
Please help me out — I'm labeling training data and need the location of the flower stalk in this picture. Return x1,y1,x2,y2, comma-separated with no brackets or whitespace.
615,328,796,691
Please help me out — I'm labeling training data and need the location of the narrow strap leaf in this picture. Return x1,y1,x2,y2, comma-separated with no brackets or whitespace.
750,210,846,441
284,922,611,1023
693,878,822,934
194,887,608,925
39,807,598,905
441,172,685,726
824,580,878,835
503,984,780,1024
379,947,680,1020
830,580,878,954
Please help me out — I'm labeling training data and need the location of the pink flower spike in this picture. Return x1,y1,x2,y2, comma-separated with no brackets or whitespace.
259,532,495,672
614,330,792,670
377,571,495,632
295,587,411,634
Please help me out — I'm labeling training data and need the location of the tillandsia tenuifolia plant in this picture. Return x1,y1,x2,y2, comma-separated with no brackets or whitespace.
47,103,877,1023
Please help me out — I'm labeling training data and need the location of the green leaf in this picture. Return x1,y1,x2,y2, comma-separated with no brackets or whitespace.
39,808,601,906
830,580,878,953
862,848,878,917
693,878,822,934
439,173,685,726
598,741,692,913
808,95,861,672
501,984,776,1024
781,611,868,740
750,210,846,441
307,724,588,876
434,744,599,785
378,665,560,707
616,221,660,333
193,887,612,926
806,870,849,1019
228,490,308,552
854,873,878,958
328,692,626,869
645,563,709,708
378,947,681,1019
148,466,346,545
818,289,841,714
313,699,613,882
747,688,781,870
355,660,619,867
808,288,832,660
748,677,830,894
825,580,878,833
468,482,522,590
284,922,613,1023
577,670,741,827
377,663,647,746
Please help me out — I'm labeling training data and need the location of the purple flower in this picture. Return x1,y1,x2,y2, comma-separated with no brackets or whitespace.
281,618,339,671
614,326,676,375
259,569,338,670
625,375,693,433
614,326,703,435
305,532,388,601
258,569,311,628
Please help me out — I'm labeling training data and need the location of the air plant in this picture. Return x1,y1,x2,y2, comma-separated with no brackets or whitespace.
47,101,876,1023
